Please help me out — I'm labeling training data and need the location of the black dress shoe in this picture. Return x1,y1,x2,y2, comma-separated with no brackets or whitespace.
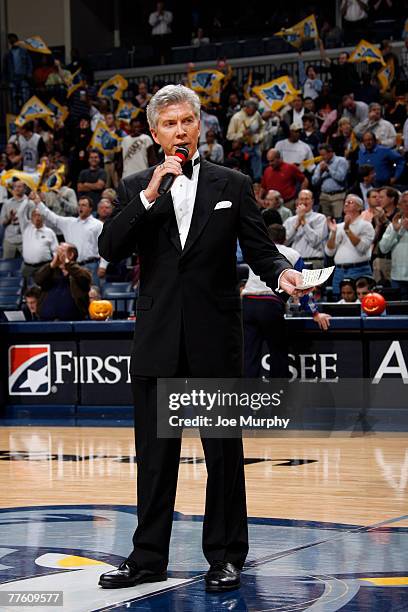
205,562,241,592
98,561,167,589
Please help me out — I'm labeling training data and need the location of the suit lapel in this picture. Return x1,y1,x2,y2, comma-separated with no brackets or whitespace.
181,160,228,258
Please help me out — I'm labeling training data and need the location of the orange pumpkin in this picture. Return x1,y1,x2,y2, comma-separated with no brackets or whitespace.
89,299,114,320
361,292,386,316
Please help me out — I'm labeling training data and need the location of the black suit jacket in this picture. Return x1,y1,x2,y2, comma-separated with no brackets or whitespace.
99,160,292,377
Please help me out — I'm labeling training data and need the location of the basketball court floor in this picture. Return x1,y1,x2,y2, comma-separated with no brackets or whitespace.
0,426,407,611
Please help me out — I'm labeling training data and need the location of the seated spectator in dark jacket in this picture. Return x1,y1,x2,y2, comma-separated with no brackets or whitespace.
34,243,92,321
22,286,41,321
300,114,321,155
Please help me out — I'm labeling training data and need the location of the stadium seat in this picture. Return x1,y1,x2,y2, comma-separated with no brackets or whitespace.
0,258,23,276
0,296,21,310
101,291,135,317
0,277,24,289
0,288,22,297
102,282,133,296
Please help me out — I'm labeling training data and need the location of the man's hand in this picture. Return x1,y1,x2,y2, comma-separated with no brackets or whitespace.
144,156,183,203
327,217,337,233
29,191,41,205
392,213,402,232
344,213,352,230
319,161,328,172
278,269,309,297
313,312,331,330
97,267,106,278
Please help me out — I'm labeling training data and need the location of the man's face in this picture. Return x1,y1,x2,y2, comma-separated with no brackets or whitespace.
89,152,100,168
105,113,116,128
79,199,93,219
129,120,143,137
296,190,313,211
12,181,25,198
139,82,148,96
267,150,281,169
339,52,348,65
244,105,256,116
292,96,303,112
150,102,200,158
378,190,395,209
264,193,280,209
369,105,381,122
399,195,408,217
302,119,314,132
31,210,43,229
344,98,355,111
206,129,215,144
343,197,360,215
26,296,38,314
304,99,315,112
229,94,239,106
357,286,370,301
367,191,379,208
79,118,90,130
362,133,375,151
341,285,356,302
289,129,301,142
320,149,333,163
98,201,112,220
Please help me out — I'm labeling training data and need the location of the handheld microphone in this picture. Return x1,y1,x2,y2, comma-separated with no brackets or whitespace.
158,146,189,195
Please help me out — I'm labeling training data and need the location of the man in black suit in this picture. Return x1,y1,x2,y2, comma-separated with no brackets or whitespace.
98,84,303,592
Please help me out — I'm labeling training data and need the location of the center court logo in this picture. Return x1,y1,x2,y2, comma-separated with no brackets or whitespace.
8,345,51,396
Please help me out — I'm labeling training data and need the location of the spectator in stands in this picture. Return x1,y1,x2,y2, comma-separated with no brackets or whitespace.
0,180,27,259
4,33,32,114
372,186,400,284
34,243,92,321
43,176,78,219
97,198,113,223
200,107,222,146
337,278,359,303
199,129,224,164
5,143,22,170
16,199,58,284
347,164,376,208
135,82,152,110
325,194,375,297
262,111,287,152
319,40,360,98
342,94,369,128
226,139,250,174
102,112,124,188
77,150,107,209
17,123,46,173
284,189,327,268
101,188,117,203
70,116,92,183
300,114,321,155
400,37,408,90
120,118,156,178
379,191,408,299
341,0,369,42
22,286,40,321
226,98,264,181
225,93,241,122
358,132,404,186
89,285,101,302
283,95,305,129
252,183,265,209
33,194,103,279
275,125,314,168
312,144,349,219
262,190,292,223
361,188,380,222
355,277,372,301
298,54,323,101
192,28,210,46
261,149,307,211
148,2,173,64
354,102,397,148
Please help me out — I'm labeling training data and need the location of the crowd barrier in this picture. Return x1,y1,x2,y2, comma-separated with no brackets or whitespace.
0,317,407,422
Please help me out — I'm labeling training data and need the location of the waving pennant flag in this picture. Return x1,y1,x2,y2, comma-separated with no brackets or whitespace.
1,160,47,191
349,40,385,67
301,155,322,170
377,60,395,93
40,165,66,192
17,35,51,54
275,14,318,49
115,100,143,125
15,96,54,127
47,98,69,124
90,122,123,155
67,68,86,98
97,74,128,101
187,69,224,105
243,70,253,100
252,76,300,112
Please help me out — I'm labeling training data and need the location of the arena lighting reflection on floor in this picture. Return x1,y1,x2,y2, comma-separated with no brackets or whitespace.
0,506,407,611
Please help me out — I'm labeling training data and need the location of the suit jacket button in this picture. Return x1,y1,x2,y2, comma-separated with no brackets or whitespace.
130,217,137,224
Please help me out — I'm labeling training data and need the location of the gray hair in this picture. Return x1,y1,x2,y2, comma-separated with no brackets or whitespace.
146,84,201,130
266,190,283,206
346,194,364,210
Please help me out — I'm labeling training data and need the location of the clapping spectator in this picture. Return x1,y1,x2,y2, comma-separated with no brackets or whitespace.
284,189,327,268
325,194,375,297
379,191,408,299
372,187,399,283
312,144,349,219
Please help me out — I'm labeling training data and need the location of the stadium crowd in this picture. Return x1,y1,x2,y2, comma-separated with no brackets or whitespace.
1,28,408,321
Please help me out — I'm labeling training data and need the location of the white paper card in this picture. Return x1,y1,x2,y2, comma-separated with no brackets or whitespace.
296,266,335,290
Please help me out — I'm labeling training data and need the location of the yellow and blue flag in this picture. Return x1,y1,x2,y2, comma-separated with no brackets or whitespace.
17,35,51,54
47,98,69,124
115,100,143,125
252,76,300,111
187,69,224,105
67,68,86,98
41,165,66,192
349,40,385,67
90,122,123,155
15,96,54,127
1,160,47,191
377,61,394,93
275,14,318,49
97,74,128,101
243,70,253,100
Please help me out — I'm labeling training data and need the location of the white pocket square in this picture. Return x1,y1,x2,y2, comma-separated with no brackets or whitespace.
214,201,232,210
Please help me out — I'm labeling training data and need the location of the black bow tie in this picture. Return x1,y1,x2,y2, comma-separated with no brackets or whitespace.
182,157,200,179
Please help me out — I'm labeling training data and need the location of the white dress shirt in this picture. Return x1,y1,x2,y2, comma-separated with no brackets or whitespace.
17,200,58,264
37,203,103,262
140,151,200,249
284,211,328,258
242,244,301,295
324,217,375,264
